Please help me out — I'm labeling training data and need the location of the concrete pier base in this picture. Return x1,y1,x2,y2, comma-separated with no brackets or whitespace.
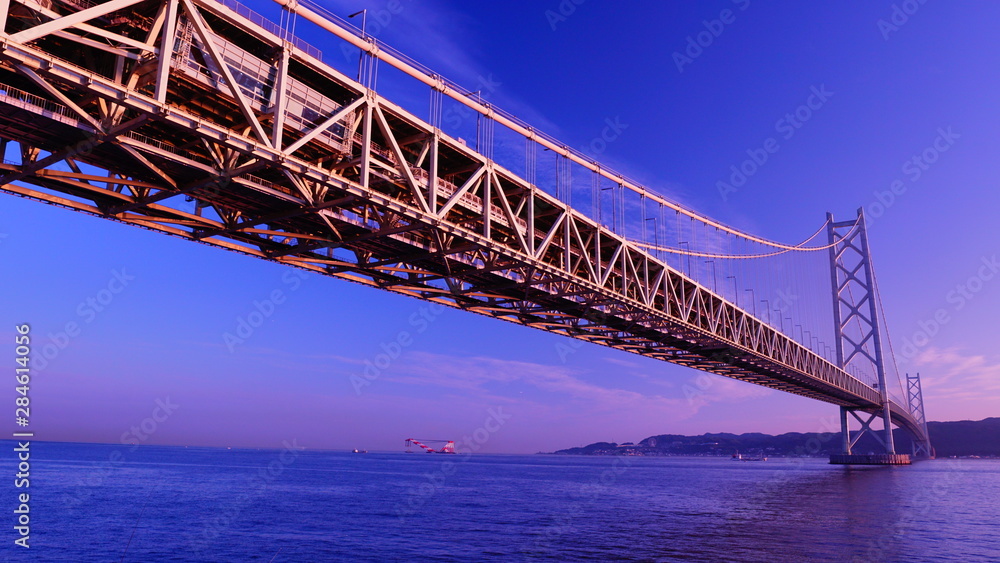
829,453,911,465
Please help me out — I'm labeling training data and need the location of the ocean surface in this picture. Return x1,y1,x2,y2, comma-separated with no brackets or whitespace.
0,441,997,562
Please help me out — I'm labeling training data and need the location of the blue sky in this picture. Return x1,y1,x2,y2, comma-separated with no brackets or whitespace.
2,0,998,453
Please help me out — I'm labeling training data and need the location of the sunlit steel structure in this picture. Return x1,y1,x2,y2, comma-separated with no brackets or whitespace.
0,0,930,460
828,210,931,462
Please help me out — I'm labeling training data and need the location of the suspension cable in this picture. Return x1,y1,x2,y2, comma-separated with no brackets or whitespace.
285,0,872,252
630,217,860,259
870,254,909,405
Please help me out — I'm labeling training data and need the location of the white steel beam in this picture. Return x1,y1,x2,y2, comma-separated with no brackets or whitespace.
428,133,438,213
270,44,289,149
284,96,364,156
14,64,101,129
10,0,146,43
12,0,158,52
0,0,10,35
50,30,140,59
180,0,272,148
490,170,527,253
155,0,179,102
372,102,428,213
360,102,371,189
437,165,484,218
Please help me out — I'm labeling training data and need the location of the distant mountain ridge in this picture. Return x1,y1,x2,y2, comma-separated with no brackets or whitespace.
551,418,1000,458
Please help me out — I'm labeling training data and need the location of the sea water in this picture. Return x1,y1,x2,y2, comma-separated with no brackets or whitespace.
0,441,997,562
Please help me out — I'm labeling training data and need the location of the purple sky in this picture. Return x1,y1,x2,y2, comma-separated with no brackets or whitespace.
2,0,998,453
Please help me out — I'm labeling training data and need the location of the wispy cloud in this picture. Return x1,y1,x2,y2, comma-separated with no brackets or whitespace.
372,350,780,420
602,356,643,370
189,338,363,370
380,351,692,412
913,346,1000,403
702,374,775,401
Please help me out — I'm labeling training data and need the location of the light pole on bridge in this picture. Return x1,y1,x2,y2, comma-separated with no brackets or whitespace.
603,185,617,233
348,10,367,84
645,216,658,261
705,260,717,293
466,90,484,154
678,241,692,277
745,289,756,316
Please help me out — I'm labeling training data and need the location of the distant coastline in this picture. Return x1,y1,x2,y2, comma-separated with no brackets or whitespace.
548,417,1000,458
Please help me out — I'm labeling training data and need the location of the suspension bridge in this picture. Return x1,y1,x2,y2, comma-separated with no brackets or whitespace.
0,0,931,463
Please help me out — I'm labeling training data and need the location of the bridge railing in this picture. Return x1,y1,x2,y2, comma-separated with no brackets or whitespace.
217,0,322,60
0,82,81,125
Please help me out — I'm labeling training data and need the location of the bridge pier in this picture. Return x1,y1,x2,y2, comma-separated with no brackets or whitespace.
839,406,850,454
830,453,911,465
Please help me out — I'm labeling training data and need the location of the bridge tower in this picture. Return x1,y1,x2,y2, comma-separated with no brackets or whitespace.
827,209,909,465
907,373,933,458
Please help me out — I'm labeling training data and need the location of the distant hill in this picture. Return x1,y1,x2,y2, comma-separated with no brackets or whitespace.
551,418,1000,457
926,417,1000,457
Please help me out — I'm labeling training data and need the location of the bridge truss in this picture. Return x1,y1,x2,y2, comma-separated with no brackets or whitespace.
0,0,929,452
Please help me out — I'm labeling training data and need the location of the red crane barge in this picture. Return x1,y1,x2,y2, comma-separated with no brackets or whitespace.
405,439,456,454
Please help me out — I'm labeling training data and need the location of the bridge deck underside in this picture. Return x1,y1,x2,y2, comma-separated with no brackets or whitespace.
0,0,926,443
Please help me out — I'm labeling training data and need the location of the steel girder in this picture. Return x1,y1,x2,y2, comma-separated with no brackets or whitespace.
0,0,926,440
